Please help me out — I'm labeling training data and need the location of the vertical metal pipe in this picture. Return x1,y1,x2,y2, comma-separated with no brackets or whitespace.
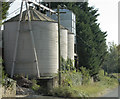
11,1,23,78
57,5,61,86
25,2,40,78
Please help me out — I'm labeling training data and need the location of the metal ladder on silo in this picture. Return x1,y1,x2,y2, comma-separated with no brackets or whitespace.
11,0,40,78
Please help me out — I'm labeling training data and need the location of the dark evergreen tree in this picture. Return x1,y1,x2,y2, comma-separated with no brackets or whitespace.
0,1,10,20
117,44,120,73
50,2,107,76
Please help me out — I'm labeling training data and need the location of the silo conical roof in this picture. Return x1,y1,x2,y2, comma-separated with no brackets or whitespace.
6,6,70,31
6,7,57,22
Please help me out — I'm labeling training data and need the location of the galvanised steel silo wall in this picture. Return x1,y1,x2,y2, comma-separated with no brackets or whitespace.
0,29,2,56
3,21,58,77
32,21,58,76
68,32,74,66
60,28,68,60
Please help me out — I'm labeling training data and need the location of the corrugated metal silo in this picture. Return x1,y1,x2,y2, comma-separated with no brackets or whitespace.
47,9,76,43
0,29,2,56
60,26,68,60
3,8,58,77
68,32,74,66
47,9,76,65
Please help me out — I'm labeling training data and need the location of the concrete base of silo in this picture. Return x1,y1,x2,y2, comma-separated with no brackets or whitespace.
40,73,58,77
37,76,58,91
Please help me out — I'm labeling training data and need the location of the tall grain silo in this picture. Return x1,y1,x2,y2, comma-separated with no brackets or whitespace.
60,26,68,60
47,9,76,43
68,32,74,66
3,7,58,77
47,9,75,65
0,28,2,56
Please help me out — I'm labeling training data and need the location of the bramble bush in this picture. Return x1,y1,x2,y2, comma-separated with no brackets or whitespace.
31,79,40,92
80,66,90,85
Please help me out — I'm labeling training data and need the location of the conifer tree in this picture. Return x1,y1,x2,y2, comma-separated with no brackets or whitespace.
0,1,10,19
50,2,107,76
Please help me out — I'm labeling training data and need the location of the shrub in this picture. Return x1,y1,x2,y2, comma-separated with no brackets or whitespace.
31,79,40,92
80,66,90,85
62,71,82,86
98,69,105,80
51,86,79,98
1,61,15,88
60,57,75,72
1,66,8,86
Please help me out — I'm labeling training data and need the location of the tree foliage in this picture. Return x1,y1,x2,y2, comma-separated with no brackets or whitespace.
0,1,10,20
48,2,107,76
103,42,118,73
117,44,120,72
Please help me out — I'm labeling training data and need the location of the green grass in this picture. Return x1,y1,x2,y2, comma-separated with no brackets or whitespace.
51,72,118,98
51,79,118,98
74,83,101,97
73,80,118,97
50,86,80,98
75,74,118,97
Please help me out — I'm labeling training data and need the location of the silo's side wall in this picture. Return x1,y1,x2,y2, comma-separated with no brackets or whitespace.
3,21,37,76
68,32,74,66
3,21,58,77
60,29,68,60
3,22,18,75
0,30,2,56
32,21,58,76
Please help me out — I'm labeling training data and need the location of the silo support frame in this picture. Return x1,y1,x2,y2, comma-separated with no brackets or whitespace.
11,1,24,78
11,1,40,78
25,2,40,78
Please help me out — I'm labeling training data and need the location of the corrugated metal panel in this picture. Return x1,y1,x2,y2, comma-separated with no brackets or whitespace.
3,21,58,77
68,32,74,66
47,9,76,36
60,29,68,60
0,30,2,48
5,7,56,22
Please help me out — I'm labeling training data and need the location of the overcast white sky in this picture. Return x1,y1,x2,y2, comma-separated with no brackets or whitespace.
89,0,118,45
7,0,119,45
